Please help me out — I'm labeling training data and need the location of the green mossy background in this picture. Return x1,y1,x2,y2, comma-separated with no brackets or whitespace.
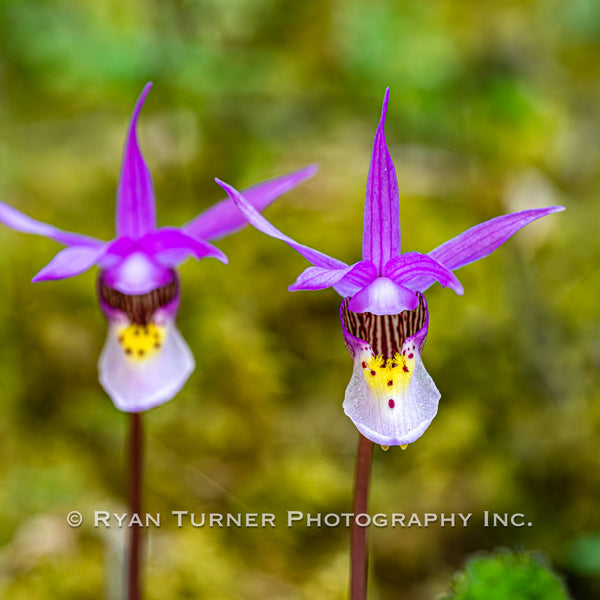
0,0,597,598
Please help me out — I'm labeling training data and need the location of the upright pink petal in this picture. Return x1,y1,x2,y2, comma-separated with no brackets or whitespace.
362,88,401,273
116,82,157,240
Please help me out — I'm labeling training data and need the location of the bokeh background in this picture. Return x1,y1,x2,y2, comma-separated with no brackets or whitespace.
0,0,598,598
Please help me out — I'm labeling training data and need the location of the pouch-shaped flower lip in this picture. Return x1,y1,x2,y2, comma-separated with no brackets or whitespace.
0,82,317,412
340,293,440,446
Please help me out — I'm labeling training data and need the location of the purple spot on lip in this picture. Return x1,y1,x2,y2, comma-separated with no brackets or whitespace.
388,399,395,409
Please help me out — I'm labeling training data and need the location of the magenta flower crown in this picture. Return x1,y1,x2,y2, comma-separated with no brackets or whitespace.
216,88,564,447
0,83,316,412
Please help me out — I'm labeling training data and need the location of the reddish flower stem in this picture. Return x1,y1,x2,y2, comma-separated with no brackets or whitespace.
128,412,143,600
350,432,374,600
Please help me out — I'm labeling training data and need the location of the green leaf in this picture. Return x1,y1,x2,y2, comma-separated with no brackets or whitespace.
444,550,570,600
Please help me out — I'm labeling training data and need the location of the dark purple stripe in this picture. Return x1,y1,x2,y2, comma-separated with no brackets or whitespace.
342,293,426,358
100,279,177,325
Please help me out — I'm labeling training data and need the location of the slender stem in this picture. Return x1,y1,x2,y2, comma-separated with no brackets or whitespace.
128,412,143,600
350,432,374,600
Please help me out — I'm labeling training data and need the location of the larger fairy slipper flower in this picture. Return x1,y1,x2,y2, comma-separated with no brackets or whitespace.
0,83,316,412
216,89,564,447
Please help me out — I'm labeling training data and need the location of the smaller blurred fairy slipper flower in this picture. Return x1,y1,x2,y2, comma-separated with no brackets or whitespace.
216,88,564,448
0,83,316,412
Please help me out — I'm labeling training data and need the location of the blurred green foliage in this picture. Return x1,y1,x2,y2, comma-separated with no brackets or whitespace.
0,0,599,598
444,551,568,600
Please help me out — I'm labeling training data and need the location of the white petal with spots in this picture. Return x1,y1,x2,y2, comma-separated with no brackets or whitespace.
99,320,195,412
343,339,440,446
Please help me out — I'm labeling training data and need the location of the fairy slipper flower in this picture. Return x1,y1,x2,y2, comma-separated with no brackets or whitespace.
0,83,316,412
216,88,564,447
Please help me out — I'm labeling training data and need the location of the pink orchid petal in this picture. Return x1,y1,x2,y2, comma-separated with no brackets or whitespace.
98,228,227,295
362,88,401,273
348,277,418,315
332,261,378,297
289,264,359,291
384,251,463,295
185,165,318,241
32,245,108,282
141,228,228,265
116,82,157,240
290,260,376,293
0,200,103,247
100,251,174,295
215,178,346,270
406,206,565,292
